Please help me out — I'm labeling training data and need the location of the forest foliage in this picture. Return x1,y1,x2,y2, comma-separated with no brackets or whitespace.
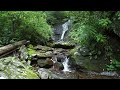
0,11,52,45
1,11,119,46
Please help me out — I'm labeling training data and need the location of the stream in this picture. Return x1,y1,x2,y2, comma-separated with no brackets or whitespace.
46,19,120,79
9,19,119,79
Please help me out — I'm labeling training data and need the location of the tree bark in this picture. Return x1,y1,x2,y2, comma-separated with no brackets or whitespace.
0,40,29,58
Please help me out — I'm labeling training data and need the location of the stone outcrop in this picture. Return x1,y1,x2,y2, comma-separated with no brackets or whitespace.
0,57,39,79
52,42,75,49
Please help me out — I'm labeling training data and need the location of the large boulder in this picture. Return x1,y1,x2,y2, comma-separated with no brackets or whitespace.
38,68,78,79
38,68,65,79
37,58,53,68
53,48,70,56
0,57,39,79
70,46,110,72
53,25,63,41
35,51,53,58
29,51,53,60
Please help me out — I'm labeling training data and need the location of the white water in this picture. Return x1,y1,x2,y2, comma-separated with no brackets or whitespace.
62,57,71,72
0,76,6,79
60,20,71,40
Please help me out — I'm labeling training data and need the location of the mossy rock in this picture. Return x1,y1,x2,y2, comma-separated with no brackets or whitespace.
35,51,53,58
34,45,54,51
37,58,53,68
70,46,109,72
52,41,75,49
0,57,39,79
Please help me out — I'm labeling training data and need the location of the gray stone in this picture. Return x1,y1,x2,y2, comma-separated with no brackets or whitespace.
19,45,29,60
37,58,53,68
54,62,64,70
38,68,65,79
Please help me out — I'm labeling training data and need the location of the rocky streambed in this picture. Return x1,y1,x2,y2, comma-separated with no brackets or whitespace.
19,41,120,79
0,41,120,79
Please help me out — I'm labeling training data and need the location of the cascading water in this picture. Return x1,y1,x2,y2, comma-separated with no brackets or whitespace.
62,57,71,72
60,20,72,72
60,20,71,41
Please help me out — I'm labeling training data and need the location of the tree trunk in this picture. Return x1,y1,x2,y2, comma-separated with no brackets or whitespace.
0,40,29,58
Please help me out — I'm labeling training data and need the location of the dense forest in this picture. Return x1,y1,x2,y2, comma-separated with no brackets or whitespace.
0,11,120,79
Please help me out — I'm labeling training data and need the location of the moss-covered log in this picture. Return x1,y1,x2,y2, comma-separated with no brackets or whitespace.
0,40,29,58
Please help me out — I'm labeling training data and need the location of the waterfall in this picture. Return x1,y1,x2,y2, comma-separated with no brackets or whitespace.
60,20,71,41
62,57,71,72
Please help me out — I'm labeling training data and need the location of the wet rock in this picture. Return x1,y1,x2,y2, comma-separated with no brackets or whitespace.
53,48,70,56
100,71,119,77
35,51,52,58
77,71,120,79
53,25,63,35
56,54,65,62
52,42,75,49
53,25,63,41
54,62,64,70
37,58,53,68
38,68,65,79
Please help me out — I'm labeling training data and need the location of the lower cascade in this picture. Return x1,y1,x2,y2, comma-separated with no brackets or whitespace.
62,57,71,72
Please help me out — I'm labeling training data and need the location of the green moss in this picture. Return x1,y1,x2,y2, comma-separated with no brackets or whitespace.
27,44,37,56
28,48,37,56
0,56,40,79
70,46,101,71
23,67,39,79
70,46,80,58
34,45,53,51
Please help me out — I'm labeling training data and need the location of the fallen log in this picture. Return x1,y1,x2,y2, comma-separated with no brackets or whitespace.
0,40,30,58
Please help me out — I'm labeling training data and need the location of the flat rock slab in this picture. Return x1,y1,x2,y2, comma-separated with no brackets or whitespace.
34,45,54,51
52,42,75,49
